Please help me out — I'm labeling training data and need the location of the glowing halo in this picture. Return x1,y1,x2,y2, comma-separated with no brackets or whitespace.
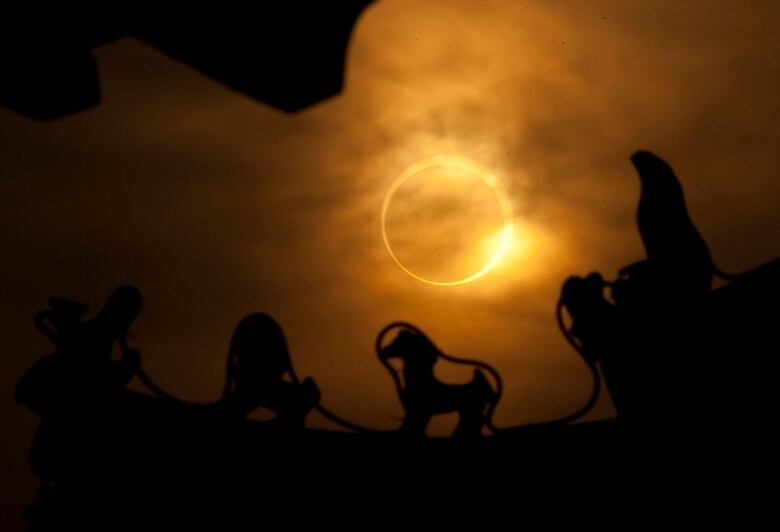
381,155,513,286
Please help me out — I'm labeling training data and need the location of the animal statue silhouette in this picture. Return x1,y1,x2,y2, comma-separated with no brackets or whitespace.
613,151,715,308
376,323,499,439
221,313,320,429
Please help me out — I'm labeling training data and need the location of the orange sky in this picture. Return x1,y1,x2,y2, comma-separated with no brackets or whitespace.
2,1,780,527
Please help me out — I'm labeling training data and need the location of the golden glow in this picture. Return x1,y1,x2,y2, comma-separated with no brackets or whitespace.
381,156,513,286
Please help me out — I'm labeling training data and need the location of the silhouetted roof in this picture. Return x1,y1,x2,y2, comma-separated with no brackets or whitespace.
0,2,374,120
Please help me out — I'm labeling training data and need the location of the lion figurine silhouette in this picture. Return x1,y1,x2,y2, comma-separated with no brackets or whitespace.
377,323,499,440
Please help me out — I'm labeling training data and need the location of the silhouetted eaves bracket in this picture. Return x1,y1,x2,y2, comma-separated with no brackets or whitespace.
0,2,375,120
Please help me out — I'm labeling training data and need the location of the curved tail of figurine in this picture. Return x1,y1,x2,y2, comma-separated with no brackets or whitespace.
312,403,393,434
711,259,777,282
486,300,601,434
698,254,780,285
135,367,212,406
285,364,396,434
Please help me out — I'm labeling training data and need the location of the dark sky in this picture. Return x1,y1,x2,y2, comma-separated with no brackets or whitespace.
2,0,780,527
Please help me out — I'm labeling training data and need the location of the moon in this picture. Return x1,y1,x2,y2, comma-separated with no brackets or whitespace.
381,156,513,286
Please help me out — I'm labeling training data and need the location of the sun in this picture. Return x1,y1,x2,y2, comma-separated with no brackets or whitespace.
381,156,513,286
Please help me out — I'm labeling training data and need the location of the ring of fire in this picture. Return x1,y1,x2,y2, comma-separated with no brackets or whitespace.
381,156,513,286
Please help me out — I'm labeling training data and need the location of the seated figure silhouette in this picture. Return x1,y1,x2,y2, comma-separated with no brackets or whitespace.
16,284,143,418
378,326,496,440
221,313,320,429
559,152,722,426
16,285,143,523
